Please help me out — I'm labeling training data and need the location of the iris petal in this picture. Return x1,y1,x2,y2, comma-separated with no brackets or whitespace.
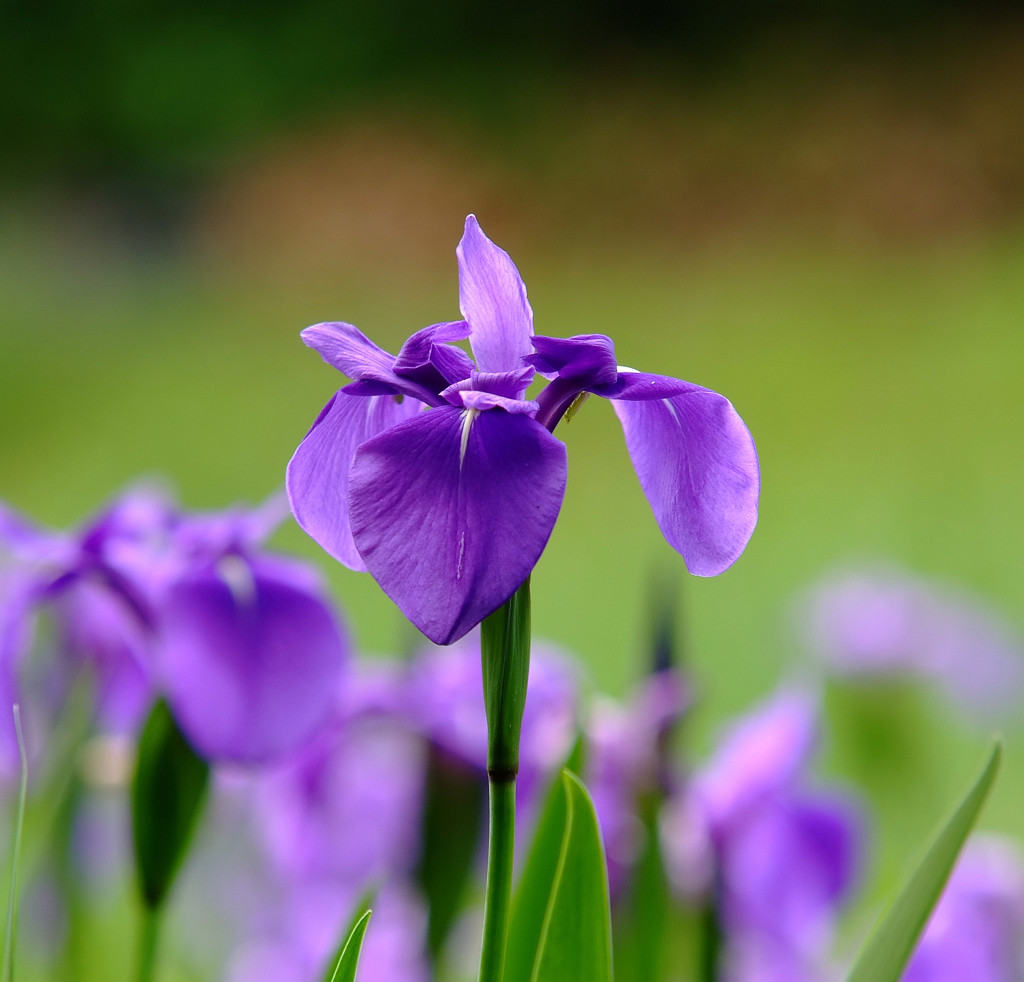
160,557,349,763
349,407,567,645
287,391,419,571
300,321,396,379
608,373,759,576
457,216,534,374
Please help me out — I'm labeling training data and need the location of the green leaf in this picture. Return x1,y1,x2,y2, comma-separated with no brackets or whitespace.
131,700,211,911
613,792,672,982
415,747,486,958
845,737,1002,982
326,908,372,982
507,770,613,982
503,767,570,982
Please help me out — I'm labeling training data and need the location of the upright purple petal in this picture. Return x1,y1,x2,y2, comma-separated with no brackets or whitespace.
159,556,349,763
457,215,534,374
349,407,567,644
287,391,420,571
607,373,759,576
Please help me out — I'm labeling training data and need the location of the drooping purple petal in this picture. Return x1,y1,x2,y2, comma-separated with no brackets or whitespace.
606,372,759,576
287,391,420,571
159,556,349,763
349,407,567,645
457,215,534,374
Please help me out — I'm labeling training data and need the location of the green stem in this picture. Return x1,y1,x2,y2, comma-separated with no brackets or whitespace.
135,905,160,982
478,578,532,982
478,777,517,982
697,876,723,982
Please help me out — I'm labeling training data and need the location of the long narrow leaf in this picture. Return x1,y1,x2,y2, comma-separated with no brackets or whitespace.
328,909,372,982
503,767,570,982
532,771,614,982
845,737,1002,982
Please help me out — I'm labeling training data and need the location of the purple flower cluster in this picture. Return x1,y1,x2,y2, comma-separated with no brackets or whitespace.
180,635,579,980
0,487,349,770
288,216,760,645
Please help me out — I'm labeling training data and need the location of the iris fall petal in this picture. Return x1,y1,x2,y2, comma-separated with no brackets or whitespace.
348,407,567,644
287,391,419,571
608,373,759,576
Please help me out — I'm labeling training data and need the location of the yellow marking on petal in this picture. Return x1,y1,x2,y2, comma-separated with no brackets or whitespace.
564,391,590,422
459,408,479,468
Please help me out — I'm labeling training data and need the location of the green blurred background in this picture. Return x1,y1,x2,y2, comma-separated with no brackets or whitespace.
2,0,1024,957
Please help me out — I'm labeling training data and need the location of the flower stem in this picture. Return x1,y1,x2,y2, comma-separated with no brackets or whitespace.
135,905,160,982
478,578,532,982
478,776,517,982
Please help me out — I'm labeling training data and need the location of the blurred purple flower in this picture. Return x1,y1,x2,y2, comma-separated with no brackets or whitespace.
796,564,1024,724
662,690,863,982
0,487,174,774
247,696,426,884
903,834,1024,982
585,668,690,895
403,633,579,806
153,495,350,764
225,882,431,982
288,216,759,644
0,487,349,768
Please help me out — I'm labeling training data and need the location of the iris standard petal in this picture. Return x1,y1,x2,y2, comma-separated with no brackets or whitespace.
160,557,348,763
348,407,567,645
287,391,419,571
393,320,475,390
607,373,759,576
457,215,534,374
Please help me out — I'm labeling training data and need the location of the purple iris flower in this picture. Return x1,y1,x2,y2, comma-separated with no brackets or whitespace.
585,667,690,895
662,690,863,982
0,488,349,768
287,216,759,645
154,498,351,765
903,834,1024,982
224,882,431,982
403,633,579,806
0,488,172,775
795,563,1024,725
